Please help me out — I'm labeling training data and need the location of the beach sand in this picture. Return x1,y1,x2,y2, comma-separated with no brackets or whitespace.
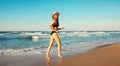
0,54,47,66
0,53,65,66
55,44,120,66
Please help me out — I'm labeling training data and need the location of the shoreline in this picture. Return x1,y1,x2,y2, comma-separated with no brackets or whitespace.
0,44,120,66
55,44,120,66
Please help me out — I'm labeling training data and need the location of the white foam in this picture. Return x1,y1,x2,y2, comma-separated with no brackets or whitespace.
64,31,92,37
0,34,4,35
92,32,106,36
66,31,109,37
19,32,49,36
109,32,120,34
0,45,48,56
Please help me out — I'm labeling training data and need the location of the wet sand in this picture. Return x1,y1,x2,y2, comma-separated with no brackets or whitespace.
0,44,120,66
0,53,65,66
0,54,47,66
55,44,120,66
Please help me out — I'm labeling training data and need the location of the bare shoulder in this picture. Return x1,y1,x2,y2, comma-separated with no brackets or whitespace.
50,20,55,26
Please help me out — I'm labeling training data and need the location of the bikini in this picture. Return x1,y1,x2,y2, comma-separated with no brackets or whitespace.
50,22,59,35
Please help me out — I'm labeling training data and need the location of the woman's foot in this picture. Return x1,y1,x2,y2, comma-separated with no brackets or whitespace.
58,55,64,58
46,56,50,59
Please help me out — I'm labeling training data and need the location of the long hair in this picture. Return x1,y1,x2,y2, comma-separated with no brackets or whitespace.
52,12,59,22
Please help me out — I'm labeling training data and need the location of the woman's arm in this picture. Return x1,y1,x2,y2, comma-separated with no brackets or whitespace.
58,27,64,30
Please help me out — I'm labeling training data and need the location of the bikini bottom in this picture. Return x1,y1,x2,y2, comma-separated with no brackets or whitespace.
50,31,56,35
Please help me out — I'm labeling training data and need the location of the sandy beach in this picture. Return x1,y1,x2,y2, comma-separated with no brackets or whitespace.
55,44,120,66
0,44,120,66
0,54,47,66
0,53,65,66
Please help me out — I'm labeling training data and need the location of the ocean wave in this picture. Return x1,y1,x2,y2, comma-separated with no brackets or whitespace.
63,31,107,37
0,47,43,56
91,32,107,36
19,31,49,36
0,44,57,56
109,32,120,35
0,35,49,40
0,33,12,35
0,41,73,56
0,37,120,56
0,34,5,35
0,31,119,41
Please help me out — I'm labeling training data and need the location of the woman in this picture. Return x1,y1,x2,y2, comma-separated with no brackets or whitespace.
46,12,64,59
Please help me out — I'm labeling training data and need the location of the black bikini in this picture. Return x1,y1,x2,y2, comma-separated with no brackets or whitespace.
50,22,59,35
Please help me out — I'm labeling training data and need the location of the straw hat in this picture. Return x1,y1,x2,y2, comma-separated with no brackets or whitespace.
52,12,59,18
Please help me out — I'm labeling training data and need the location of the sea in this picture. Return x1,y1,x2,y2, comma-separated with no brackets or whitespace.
0,31,120,56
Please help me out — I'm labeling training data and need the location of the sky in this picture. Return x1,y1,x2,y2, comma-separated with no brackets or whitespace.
0,0,120,31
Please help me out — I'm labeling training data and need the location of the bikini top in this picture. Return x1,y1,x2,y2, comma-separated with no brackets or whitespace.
53,22,59,28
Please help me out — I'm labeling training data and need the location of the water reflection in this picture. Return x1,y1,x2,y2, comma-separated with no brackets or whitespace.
46,57,51,66
57,58,64,64
46,57,64,66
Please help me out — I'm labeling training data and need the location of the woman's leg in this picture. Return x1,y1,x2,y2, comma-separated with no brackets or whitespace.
46,36,54,58
52,33,63,58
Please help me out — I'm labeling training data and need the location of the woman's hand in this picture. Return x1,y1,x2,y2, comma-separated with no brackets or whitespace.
61,27,64,30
